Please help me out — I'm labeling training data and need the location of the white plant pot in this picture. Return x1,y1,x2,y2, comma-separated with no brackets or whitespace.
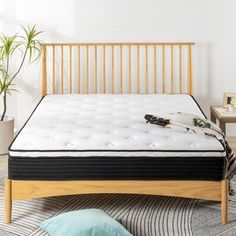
0,116,14,155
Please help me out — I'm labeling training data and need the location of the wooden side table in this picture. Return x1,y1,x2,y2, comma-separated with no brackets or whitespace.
210,106,236,135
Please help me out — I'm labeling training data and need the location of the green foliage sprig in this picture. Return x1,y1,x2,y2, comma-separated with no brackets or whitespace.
0,25,42,121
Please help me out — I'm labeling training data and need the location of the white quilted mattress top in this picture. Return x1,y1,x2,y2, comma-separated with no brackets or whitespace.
9,94,225,157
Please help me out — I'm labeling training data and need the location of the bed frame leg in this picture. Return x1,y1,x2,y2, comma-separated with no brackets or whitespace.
5,179,12,224
221,180,228,225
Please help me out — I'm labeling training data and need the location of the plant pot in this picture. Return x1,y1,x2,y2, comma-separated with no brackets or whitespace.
0,116,14,155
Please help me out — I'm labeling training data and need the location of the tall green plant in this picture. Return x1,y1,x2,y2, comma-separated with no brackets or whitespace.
0,25,42,121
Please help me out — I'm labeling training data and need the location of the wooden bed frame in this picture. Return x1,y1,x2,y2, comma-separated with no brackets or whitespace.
5,42,228,225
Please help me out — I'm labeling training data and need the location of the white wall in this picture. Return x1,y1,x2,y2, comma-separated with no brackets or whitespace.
1,0,236,134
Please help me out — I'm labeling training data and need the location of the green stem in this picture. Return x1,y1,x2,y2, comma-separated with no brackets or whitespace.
10,47,28,83
1,57,9,121
1,47,28,121
1,91,7,121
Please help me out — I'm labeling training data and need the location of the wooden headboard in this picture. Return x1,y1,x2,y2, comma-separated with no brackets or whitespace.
41,42,195,96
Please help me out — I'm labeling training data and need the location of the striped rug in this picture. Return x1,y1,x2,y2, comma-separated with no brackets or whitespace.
0,173,236,236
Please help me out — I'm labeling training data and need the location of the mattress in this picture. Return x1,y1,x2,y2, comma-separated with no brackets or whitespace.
9,94,226,180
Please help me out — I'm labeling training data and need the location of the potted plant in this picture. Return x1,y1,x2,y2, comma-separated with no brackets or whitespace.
0,25,42,155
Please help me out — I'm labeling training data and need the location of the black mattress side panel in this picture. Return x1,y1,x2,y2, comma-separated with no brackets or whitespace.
8,155,226,180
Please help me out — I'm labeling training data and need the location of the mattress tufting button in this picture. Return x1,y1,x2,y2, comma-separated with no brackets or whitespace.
190,143,199,148
66,142,75,147
171,136,178,140
149,143,159,148
107,143,116,148
127,136,135,140
25,143,33,147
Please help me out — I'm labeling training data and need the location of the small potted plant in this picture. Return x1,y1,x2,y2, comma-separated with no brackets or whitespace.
0,25,42,155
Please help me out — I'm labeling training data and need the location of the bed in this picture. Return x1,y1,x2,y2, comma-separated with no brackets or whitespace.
5,42,229,225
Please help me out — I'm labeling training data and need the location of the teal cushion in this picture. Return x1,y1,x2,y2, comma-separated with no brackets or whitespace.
40,209,132,236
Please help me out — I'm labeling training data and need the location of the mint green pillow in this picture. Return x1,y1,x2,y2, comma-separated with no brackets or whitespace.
40,209,132,236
